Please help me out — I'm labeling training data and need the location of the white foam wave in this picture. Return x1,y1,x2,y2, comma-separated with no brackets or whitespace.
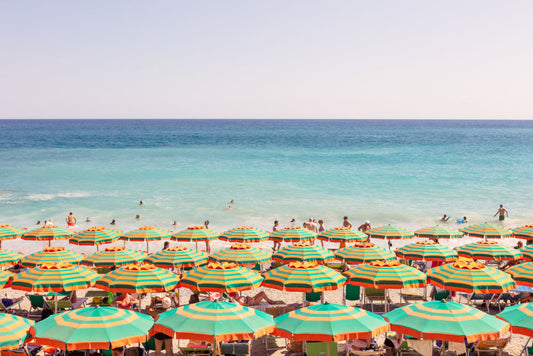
25,192,91,201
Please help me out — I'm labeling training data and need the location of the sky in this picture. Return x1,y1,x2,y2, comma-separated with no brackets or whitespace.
1,1,533,119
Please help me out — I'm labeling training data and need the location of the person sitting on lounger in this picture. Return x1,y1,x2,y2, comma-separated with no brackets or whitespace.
111,293,139,309
232,291,283,306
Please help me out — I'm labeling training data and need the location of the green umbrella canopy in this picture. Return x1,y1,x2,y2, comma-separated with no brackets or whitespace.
512,225,533,240
506,262,533,287
21,246,83,267
145,246,208,269
120,226,172,242
0,224,24,248
262,262,346,292
0,270,10,288
334,242,396,264
384,300,510,342
30,306,154,350
0,313,34,350
180,262,263,293
171,226,219,242
95,263,180,293
395,241,458,262
219,226,269,243
269,226,317,243
151,300,275,342
317,227,368,243
80,246,147,267
459,223,512,239
70,226,122,247
0,249,22,267
344,260,426,289
210,244,271,265
365,225,414,240
22,225,74,243
272,242,334,264
414,225,464,239
497,302,533,337
274,303,388,342
456,240,521,261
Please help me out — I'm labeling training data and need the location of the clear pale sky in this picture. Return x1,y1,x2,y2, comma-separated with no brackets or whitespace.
1,1,532,119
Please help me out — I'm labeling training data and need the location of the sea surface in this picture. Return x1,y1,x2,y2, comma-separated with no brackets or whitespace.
1,119,533,252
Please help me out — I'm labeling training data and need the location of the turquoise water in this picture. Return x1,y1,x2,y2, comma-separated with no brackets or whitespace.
1,119,533,238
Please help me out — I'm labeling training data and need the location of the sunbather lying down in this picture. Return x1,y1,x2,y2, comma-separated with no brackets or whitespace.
232,291,284,306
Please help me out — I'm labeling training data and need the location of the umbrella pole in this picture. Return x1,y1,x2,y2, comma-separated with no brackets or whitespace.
327,342,331,356
55,292,58,314
146,240,149,253
96,244,99,251
343,285,346,305
441,340,445,356
385,289,388,312
302,292,306,307
320,291,324,304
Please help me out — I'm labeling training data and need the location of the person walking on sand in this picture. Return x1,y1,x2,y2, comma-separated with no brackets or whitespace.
494,204,509,221
66,212,77,228
272,220,280,251
343,216,353,229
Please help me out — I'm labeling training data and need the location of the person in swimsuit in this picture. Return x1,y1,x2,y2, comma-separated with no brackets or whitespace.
343,216,353,228
111,293,139,309
494,204,509,221
66,212,77,227
234,291,283,306
153,297,173,356
272,220,280,251
358,221,371,233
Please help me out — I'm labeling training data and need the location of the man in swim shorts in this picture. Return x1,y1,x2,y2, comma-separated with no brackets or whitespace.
494,204,509,221
66,212,77,227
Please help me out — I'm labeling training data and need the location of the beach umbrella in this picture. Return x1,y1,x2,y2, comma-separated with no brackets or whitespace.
180,262,263,292
395,241,458,262
506,262,533,287
262,261,346,292
427,259,516,294
171,225,219,251
70,226,122,250
365,224,414,242
80,246,147,267
0,249,22,267
22,225,74,246
269,226,317,244
497,302,533,337
459,222,512,239
95,263,180,293
334,242,396,264
150,300,275,343
209,244,271,266
0,313,34,350
512,226,533,240
384,300,510,342
29,306,154,350
0,270,12,288
456,240,522,261
10,262,99,313
20,246,83,267
272,242,334,265
414,225,464,239
520,245,533,261
219,226,269,243
273,303,388,341
344,260,427,289
0,224,24,248
144,246,208,269
121,226,171,252
317,227,368,244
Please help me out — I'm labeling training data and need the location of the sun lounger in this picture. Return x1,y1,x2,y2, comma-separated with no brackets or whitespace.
365,288,391,313
220,342,249,356
26,294,45,319
475,337,510,356
306,341,338,356
400,291,426,304
0,297,23,314
180,346,211,356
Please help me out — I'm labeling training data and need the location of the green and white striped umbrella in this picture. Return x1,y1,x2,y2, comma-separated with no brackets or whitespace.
95,263,180,293
497,302,533,337
0,224,24,248
80,246,147,267
344,260,427,289
365,225,414,240
144,246,208,269
21,246,83,267
180,262,263,292
512,225,533,240
272,242,334,264
0,313,34,350
317,227,368,243
414,225,464,239
0,249,22,267
427,259,516,294
385,300,510,342
456,240,522,261
262,262,346,292
22,225,74,246
171,226,219,242
151,301,275,342
269,227,317,243
209,244,271,266
506,262,533,287
29,306,154,350
219,226,269,243
70,226,122,250
273,303,388,342
334,242,396,264
395,241,458,262
459,223,512,239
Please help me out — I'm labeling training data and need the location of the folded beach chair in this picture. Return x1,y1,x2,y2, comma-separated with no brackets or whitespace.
26,294,45,319
345,284,361,306
306,291,321,303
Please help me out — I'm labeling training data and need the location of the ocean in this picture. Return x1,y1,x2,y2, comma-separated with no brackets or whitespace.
1,119,532,253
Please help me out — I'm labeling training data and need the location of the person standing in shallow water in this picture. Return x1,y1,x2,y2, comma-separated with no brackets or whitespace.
494,204,509,222
343,216,352,228
66,212,77,228
272,220,280,251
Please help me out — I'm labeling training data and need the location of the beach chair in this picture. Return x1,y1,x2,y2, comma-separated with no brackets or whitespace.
0,297,23,314
26,294,45,318
400,290,425,305
220,341,249,356
180,346,211,356
365,288,390,313
474,337,510,356
306,291,321,303
306,341,338,356
345,284,361,306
